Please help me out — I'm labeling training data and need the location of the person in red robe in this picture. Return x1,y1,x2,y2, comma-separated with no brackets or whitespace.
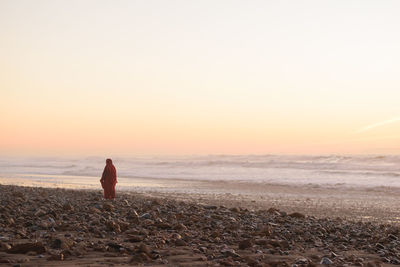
100,158,117,199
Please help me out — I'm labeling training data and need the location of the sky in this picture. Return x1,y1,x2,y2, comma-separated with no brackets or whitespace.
1,0,399,156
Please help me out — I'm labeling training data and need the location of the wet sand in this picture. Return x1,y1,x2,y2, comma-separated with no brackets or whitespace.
1,182,400,266
150,180,400,224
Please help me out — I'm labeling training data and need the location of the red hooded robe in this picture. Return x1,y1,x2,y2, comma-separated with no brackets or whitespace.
100,159,117,199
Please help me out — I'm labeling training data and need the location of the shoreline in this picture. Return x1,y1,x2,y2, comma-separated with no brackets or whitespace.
1,176,400,224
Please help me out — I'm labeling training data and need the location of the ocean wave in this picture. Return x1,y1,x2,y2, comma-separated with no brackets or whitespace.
319,170,400,177
1,154,400,187
0,164,77,169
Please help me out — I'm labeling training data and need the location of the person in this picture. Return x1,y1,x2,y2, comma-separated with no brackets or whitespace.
100,158,117,199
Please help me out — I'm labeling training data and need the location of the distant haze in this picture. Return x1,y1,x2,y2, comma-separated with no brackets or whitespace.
1,0,399,156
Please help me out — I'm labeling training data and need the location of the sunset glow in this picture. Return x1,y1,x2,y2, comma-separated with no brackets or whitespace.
1,0,400,156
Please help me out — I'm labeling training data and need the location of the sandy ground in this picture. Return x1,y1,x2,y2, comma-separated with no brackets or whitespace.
113,178,400,224
1,179,400,266
1,175,400,223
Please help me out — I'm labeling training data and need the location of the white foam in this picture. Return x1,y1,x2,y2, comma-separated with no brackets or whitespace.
0,155,399,188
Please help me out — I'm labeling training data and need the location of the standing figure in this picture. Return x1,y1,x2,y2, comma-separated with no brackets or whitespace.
100,158,117,199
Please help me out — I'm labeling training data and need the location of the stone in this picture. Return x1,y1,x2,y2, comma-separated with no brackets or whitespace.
151,199,162,205
239,239,253,250
7,242,46,254
7,218,15,225
62,203,73,211
51,238,73,250
130,252,151,263
330,252,339,258
0,242,12,251
219,258,236,266
391,258,400,265
131,209,139,217
47,254,64,261
174,223,187,231
127,235,144,242
138,243,151,256
3,184,400,267
320,257,333,265
102,202,114,212
289,212,306,219
267,207,280,214
140,213,151,219
105,220,121,233
230,207,240,213
295,258,309,265
0,236,10,242
90,207,101,214
107,242,123,252
156,222,171,229
39,220,50,229
34,209,46,217
268,239,282,248
366,261,383,267
175,239,187,246
171,233,182,239
221,248,240,258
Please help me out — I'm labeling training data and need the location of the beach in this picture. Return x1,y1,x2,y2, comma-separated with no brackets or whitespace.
2,0,400,265
2,172,400,223
1,182,400,266
1,155,400,226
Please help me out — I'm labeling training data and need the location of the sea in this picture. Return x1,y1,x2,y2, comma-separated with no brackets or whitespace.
0,155,399,190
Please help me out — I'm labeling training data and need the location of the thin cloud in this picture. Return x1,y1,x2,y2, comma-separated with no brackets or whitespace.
355,118,400,134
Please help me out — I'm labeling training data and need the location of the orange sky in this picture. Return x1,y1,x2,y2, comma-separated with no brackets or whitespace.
1,0,400,156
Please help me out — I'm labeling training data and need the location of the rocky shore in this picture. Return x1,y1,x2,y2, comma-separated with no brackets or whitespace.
0,184,399,266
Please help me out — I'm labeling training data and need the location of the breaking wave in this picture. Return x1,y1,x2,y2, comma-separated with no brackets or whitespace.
1,154,400,188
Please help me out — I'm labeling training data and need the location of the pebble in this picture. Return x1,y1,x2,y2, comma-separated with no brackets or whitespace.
51,238,73,249
295,257,309,264
140,213,151,219
320,257,333,265
238,239,253,250
62,203,73,211
174,239,187,246
0,184,399,267
47,253,64,261
7,242,46,254
289,212,306,219
102,202,114,212
138,243,151,255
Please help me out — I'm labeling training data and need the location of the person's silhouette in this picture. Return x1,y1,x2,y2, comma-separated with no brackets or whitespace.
100,158,117,199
